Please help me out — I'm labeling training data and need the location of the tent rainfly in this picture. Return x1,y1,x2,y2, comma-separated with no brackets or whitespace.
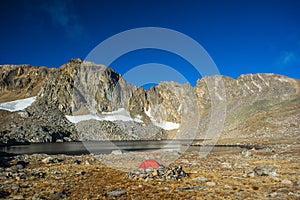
138,159,161,169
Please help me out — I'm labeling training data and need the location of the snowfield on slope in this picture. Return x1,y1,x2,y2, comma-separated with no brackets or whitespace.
0,97,36,112
0,97,180,131
144,106,180,130
66,107,180,130
66,108,143,124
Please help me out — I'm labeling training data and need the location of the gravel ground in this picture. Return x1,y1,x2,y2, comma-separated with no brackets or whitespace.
0,142,299,199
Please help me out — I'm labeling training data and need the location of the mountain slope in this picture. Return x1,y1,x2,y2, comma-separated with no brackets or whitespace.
194,74,300,144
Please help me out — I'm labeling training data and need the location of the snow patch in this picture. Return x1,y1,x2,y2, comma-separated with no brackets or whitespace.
177,104,182,112
278,77,290,83
66,114,100,123
244,83,251,91
66,108,143,123
257,74,270,87
152,121,180,130
214,92,224,101
252,81,262,92
144,106,180,130
0,97,36,112
145,106,152,118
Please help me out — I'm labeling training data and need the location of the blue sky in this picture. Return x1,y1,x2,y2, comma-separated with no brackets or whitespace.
0,0,299,86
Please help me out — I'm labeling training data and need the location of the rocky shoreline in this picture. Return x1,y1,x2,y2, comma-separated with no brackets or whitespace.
0,142,299,199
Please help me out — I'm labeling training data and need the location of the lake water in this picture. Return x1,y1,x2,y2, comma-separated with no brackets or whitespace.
0,140,244,155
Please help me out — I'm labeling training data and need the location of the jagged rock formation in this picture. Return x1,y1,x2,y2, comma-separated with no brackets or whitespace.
0,58,299,145
129,81,196,124
0,64,49,102
73,61,137,114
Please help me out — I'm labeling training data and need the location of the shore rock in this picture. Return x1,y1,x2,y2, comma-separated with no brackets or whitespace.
126,165,188,181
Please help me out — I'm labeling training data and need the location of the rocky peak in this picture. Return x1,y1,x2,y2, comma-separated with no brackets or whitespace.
59,58,82,78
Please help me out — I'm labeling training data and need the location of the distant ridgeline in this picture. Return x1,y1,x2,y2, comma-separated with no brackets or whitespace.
0,58,299,145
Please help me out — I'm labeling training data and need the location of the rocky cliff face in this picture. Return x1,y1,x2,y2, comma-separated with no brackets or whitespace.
73,60,137,114
0,59,299,145
129,81,195,124
0,64,49,102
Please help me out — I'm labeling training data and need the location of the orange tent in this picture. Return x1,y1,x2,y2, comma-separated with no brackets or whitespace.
138,159,161,169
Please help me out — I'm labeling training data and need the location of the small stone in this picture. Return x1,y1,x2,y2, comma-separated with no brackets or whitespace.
76,171,87,175
5,167,12,172
277,187,289,192
176,186,194,191
41,157,54,164
241,149,252,157
106,189,126,196
9,195,24,200
268,192,283,198
234,161,250,168
10,184,20,190
152,170,158,176
251,179,261,183
221,162,231,168
145,168,153,173
74,160,81,165
270,176,281,181
16,161,27,168
243,171,255,177
111,150,123,155
52,170,62,174
11,164,24,171
15,172,26,180
32,197,46,200
50,191,67,199
297,180,300,187
281,179,293,184
253,166,278,176
206,182,216,186
18,111,29,118
5,171,13,178
252,186,259,190
193,177,208,181
288,192,300,197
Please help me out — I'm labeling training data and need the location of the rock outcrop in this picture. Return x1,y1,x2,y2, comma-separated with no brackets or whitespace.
0,64,49,102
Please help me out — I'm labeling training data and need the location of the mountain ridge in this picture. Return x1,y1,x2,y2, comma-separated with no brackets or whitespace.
0,59,299,145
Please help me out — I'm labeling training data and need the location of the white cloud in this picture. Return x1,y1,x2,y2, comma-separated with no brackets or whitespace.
276,43,300,68
40,0,83,39
280,51,297,65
